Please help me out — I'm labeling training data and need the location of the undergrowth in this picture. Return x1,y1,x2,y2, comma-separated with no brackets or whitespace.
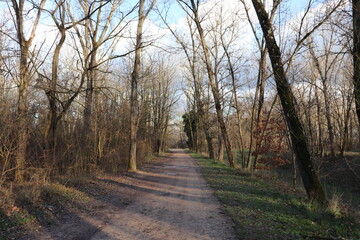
191,152,360,240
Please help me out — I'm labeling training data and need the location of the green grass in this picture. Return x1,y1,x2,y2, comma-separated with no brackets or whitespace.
191,153,360,240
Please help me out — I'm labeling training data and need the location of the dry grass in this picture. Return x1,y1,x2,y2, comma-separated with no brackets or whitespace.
0,179,92,239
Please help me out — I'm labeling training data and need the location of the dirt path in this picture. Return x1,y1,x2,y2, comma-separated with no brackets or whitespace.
33,149,237,240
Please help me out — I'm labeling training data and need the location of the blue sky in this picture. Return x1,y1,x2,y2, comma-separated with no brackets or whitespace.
153,0,314,28
0,0,313,21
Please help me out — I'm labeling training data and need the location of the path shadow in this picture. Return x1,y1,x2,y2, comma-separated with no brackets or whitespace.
99,178,209,203
70,178,229,240
125,174,205,190
4,189,116,240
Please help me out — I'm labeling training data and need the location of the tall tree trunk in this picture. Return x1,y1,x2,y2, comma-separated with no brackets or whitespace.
233,86,246,166
44,26,66,173
128,0,148,171
353,0,360,137
221,36,246,167
15,45,30,182
341,96,352,156
204,127,214,159
217,134,224,163
248,48,267,170
305,85,314,155
254,52,267,163
323,83,336,157
12,0,46,182
189,0,235,167
193,46,213,157
83,53,96,136
314,84,324,157
194,110,199,152
349,111,354,149
83,11,94,137
251,0,327,205
83,46,98,172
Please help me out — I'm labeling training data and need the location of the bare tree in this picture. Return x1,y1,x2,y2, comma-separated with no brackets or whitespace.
65,0,137,170
240,0,281,170
250,0,328,204
28,0,120,173
149,56,178,155
353,0,360,129
178,0,235,167
77,0,126,136
161,14,216,158
10,0,46,182
308,30,345,157
128,0,156,171
39,0,88,173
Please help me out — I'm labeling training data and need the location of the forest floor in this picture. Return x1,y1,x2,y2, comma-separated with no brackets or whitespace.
1,149,237,240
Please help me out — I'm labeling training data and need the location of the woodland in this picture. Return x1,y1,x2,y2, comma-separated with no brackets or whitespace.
0,0,359,234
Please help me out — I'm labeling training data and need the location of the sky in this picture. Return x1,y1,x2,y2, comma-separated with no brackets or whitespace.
0,0,343,114
156,0,306,24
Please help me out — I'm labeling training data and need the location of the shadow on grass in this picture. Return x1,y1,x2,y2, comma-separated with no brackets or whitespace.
0,183,114,240
191,153,360,240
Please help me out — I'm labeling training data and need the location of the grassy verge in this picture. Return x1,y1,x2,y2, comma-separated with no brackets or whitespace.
0,179,92,239
191,152,360,240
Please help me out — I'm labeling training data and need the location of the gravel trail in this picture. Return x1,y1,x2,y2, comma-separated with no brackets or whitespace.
32,149,237,240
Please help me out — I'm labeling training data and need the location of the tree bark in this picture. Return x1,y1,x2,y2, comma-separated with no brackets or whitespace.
12,0,46,182
323,83,336,157
353,0,360,135
44,0,69,171
251,0,327,205
314,83,324,157
217,134,224,163
128,0,150,171
83,48,97,136
44,26,66,173
340,96,352,156
16,44,30,182
204,128,214,159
